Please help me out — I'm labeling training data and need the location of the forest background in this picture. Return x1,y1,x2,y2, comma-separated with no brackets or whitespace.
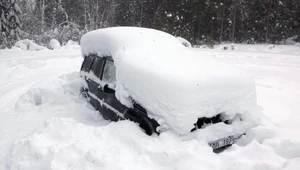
1,0,300,48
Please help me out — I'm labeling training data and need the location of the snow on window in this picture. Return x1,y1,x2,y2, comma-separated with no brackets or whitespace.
102,59,116,88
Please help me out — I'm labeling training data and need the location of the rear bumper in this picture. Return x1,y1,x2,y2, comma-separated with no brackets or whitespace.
192,114,256,151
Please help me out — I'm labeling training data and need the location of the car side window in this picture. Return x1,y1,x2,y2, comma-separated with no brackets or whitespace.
81,56,94,72
91,58,104,77
102,59,116,88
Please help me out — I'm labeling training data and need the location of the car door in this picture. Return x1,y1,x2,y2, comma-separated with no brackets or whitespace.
81,55,127,121
99,59,160,134
99,57,128,121
82,55,103,112
80,55,95,97
88,57,105,96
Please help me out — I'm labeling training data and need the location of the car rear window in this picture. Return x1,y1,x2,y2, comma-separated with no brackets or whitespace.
102,59,116,88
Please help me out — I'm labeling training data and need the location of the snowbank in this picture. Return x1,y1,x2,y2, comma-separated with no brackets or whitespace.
200,44,300,55
14,39,47,51
279,36,299,45
62,40,81,49
177,36,192,47
81,27,259,135
2,117,299,170
49,39,61,49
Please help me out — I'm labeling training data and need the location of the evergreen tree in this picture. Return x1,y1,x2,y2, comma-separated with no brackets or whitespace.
0,0,22,48
241,0,268,43
1,0,300,48
115,0,140,26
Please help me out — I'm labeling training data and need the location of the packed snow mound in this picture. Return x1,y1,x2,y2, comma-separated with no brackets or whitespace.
3,117,299,170
177,36,192,47
62,40,81,49
81,27,185,58
49,39,61,49
279,36,299,45
81,27,259,135
14,39,47,51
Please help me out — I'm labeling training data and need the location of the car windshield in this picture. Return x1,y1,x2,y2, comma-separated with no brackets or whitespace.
102,59,116,88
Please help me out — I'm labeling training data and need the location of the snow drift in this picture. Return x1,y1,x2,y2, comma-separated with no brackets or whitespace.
14,39,47,51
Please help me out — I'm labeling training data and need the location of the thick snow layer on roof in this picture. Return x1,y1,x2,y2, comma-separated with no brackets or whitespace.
81,27,258,134
81,27,185,58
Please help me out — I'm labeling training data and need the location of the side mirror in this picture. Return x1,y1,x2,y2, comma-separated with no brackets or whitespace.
103,84,115,94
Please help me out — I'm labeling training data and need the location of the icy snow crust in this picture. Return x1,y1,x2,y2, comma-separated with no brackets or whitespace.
81,27,258,134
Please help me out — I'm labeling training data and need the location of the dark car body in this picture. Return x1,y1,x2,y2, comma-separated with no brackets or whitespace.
80,55,160,135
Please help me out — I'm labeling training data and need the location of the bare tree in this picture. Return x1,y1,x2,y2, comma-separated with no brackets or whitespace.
231,0,238,43
219,2,225,43
41,0,45,33
265,0,272,43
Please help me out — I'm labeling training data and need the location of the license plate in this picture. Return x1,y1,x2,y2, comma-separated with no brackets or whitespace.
208,136,234,150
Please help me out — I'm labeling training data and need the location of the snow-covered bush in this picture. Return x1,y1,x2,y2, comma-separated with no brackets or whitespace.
26,22,85,49
49,39,61,50
57,22,81,44
14,39,47,51
62,40,80,49
64,40,78,46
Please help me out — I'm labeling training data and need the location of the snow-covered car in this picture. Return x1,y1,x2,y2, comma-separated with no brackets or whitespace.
80,27,260,152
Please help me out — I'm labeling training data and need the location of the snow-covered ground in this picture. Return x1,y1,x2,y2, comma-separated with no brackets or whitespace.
0,44,300,170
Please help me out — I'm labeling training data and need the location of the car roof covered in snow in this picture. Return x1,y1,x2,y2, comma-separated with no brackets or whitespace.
80,27,185,59
80,27,258,135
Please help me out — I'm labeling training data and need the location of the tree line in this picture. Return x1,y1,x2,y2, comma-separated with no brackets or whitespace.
1,0,300,48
